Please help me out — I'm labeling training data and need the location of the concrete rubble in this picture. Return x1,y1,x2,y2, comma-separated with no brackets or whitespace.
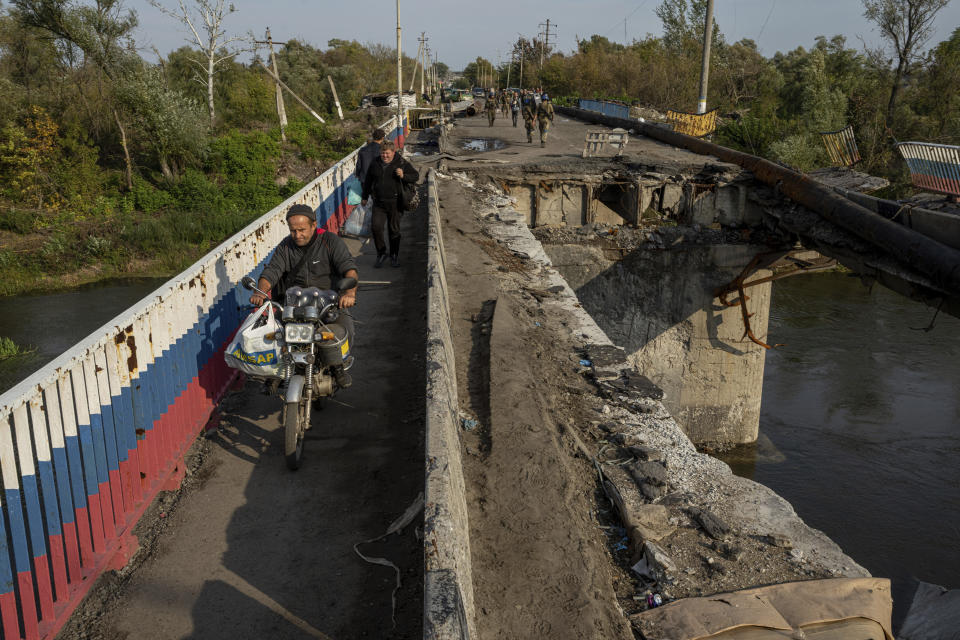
439,169,871,621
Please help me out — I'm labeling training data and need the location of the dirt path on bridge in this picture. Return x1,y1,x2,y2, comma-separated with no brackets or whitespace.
58,204,429,640
437,174,635,639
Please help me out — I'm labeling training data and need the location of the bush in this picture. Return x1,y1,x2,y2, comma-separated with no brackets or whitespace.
132,176,174,213
767,133,828,171
716,114,781,157
0,207,35,233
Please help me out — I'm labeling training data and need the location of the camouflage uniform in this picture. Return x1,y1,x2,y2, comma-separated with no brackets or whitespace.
537,98,554,146
521,100,537,142
484,95,497,126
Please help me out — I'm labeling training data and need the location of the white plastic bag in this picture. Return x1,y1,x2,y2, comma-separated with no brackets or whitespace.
341,201,372,238
224,301,282,377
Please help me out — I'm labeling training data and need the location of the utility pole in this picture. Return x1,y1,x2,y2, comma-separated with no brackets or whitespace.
258,62,325,123
395,0,402,131
517,34,525,90
418,32,427,97
409,37,422,91
327,75,343,120
538,19,555,70
254,28,288,142
506,49,513,89
697,0,715,114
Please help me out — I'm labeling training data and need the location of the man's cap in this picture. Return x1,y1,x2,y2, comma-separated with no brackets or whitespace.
542,93,550,100
286,204,316,222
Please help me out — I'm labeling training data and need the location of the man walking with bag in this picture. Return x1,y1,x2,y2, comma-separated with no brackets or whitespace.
361,140,420,268
355,128,385,184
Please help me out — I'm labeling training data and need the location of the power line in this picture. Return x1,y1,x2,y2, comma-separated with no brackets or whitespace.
603,0,651,38
756,0,778,43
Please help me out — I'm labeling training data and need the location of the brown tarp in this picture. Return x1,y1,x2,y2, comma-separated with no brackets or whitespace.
631,578,893,640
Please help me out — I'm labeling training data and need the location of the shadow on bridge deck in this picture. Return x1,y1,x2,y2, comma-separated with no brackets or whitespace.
60,209,429,639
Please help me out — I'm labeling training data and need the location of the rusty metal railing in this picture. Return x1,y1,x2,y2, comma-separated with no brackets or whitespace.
896,141,960,199
409,108,441,130
820,125,861,167
666,108,718,138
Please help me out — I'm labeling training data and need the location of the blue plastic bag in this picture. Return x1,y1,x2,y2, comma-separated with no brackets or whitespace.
346,182,363,206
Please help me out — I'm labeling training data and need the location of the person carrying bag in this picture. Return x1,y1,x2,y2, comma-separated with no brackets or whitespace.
361,140,419,268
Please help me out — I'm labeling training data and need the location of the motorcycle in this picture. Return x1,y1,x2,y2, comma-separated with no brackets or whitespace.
241,275,357,470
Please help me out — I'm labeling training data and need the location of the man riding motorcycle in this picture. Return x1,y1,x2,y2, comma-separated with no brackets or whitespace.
250,203,359,387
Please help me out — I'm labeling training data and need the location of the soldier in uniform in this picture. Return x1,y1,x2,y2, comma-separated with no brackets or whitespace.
484,92,497,126
537,93,555,147
521,95,537,143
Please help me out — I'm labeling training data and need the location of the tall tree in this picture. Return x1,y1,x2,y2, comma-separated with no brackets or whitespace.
656,0,723,53
862,0,951,126
14,0,140,187
147,0,248,127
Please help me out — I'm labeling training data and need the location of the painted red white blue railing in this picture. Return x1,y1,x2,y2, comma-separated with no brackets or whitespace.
0,114,407,640
896,141,960,199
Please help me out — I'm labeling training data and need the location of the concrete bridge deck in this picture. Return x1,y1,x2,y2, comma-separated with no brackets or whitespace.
60,224,428,639
3,105,949,639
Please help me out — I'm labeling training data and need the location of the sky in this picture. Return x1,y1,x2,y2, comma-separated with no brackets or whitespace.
127,0,960,70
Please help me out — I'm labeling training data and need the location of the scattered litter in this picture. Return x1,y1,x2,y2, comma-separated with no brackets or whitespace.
461,417,479,431
534,321,542,327
353,492,424,628
579,359,593,367
632,557,654,579
646,593,663,608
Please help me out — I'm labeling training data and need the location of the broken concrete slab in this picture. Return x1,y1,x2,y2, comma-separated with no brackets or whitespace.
629,460,669,487
604,467,676,550
689,507,732,541
899,582,960,640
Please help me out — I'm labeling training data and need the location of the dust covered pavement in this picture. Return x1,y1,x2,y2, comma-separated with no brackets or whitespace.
433,169,868,637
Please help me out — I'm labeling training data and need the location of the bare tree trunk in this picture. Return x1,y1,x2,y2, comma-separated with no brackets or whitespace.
159,156,175,182
886,58,906,127
207,50,216,127
113,109,133,191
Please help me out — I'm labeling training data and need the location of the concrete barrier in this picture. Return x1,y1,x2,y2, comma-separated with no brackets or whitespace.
0,114,407,640
423,170,476,639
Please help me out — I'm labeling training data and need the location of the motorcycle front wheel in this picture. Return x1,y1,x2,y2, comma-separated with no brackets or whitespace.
284,400,306,470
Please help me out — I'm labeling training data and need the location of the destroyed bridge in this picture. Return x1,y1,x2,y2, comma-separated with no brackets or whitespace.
0,97,957,640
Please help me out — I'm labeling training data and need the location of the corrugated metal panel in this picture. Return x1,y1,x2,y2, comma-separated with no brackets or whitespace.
896,142,960,198
0,113,408,640
820,125,861,167
578,99,630,120
666,108,718,138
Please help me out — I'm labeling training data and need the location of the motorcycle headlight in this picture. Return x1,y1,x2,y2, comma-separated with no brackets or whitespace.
284,323,313,344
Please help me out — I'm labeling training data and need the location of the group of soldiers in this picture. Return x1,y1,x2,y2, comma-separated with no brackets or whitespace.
483,88,555,147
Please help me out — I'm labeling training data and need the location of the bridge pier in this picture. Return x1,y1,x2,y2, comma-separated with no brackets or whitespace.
541,239,772,447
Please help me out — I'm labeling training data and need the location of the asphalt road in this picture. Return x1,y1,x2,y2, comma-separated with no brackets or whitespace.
67,214,428,640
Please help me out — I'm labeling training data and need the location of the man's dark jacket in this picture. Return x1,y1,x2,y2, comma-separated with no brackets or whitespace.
355,141,381,184
361,153,419,211
260,229,357,298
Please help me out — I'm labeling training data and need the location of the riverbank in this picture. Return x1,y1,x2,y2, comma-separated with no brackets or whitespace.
0,226,176,296
0,276,169,393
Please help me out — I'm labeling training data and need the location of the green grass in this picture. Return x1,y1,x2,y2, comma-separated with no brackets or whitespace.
0,336,34,360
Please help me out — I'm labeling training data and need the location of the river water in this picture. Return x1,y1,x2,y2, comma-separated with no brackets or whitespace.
717,271,960,625
0,277,168,395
